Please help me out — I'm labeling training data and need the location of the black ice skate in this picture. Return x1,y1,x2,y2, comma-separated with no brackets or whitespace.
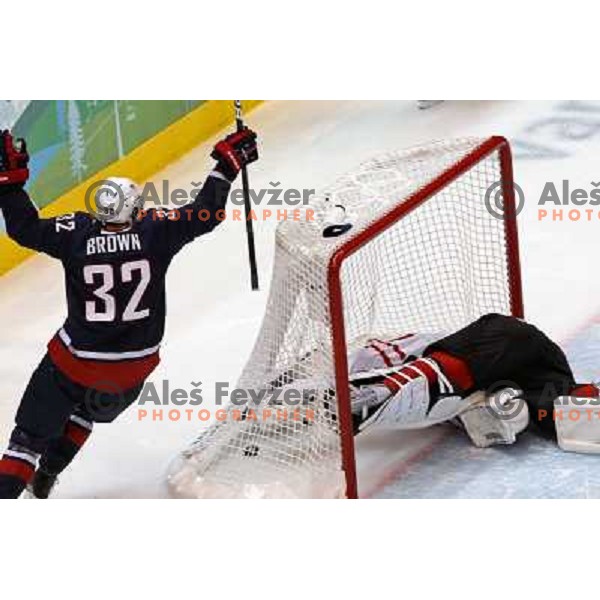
26,469,58,499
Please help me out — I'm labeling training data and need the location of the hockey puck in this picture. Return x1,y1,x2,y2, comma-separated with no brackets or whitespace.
244,444,260,457
323,223,353,238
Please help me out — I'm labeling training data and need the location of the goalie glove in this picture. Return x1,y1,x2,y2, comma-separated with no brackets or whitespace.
211,127,258,182
0,130,29,193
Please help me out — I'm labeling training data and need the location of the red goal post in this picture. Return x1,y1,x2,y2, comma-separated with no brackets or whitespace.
328,136,523,498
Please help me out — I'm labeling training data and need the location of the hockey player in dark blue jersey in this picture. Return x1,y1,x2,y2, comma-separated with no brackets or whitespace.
0,127,258,498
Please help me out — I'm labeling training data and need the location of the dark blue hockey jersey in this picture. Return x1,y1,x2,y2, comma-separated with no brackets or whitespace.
0,173,231,391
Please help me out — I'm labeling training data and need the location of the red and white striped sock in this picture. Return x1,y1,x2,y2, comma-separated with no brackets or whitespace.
426,351,475,392
0,445,39,498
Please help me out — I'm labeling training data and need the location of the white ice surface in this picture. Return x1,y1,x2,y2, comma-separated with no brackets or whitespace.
1,100,599,498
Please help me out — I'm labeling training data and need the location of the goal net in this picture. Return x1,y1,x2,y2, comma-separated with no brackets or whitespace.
167,136,523,499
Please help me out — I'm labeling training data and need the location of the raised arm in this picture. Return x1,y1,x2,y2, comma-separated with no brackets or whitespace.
0,131,76,260
143,127,258,255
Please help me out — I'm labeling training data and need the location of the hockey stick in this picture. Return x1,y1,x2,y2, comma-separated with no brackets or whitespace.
234,100,260,291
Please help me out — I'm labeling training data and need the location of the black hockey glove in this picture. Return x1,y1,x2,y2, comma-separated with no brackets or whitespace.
211,127,258,181
0,130,29,195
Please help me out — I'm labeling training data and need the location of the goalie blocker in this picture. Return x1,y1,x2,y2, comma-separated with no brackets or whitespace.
554,395,600,454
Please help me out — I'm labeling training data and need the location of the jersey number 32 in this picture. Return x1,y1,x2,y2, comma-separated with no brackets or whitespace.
83,260,151,322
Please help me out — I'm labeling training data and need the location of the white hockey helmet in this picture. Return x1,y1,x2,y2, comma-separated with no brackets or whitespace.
94,177,144,224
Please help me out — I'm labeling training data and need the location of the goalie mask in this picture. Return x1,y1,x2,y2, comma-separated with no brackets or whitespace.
94,177,144,224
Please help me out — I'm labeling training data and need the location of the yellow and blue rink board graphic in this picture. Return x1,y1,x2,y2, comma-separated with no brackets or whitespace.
0,100,263,275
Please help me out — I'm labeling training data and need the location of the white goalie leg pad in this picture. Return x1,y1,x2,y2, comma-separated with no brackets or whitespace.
457,389,529,448
359,376,431,431
359,376,471,433
555,395,600,454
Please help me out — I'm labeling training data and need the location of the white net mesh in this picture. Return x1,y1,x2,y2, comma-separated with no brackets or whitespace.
167,137,520,498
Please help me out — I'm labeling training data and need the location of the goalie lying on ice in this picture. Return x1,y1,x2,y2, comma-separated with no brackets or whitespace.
293,313,599,451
